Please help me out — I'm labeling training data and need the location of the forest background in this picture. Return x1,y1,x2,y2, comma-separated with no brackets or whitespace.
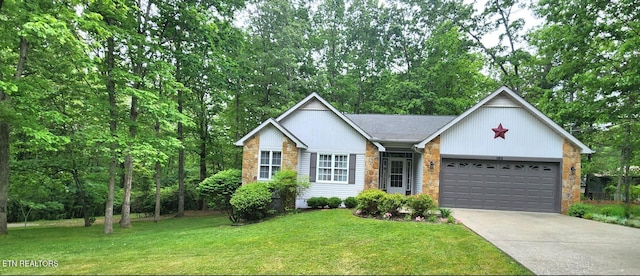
0,0,638,234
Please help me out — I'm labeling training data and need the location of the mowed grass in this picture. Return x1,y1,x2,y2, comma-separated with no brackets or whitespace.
0,209,530,275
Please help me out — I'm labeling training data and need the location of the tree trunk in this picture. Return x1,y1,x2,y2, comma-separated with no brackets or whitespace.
623,122,632,207
120,95,138,228
154,119,161,222
104,34,117,234
0,121,8,235
199,98,207,210
0,36,28,234
177,88,185,217
154,161,161,222
234,91,240,167
616,147,624,202
120,153,133,227
71,167,91,227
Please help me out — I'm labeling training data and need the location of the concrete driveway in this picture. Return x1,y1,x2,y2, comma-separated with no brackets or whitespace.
452,208,640,275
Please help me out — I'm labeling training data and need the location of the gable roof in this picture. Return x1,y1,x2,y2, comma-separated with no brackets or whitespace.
415,86,595,154
275,93,385,151
346,114,456,143
233,118,308,149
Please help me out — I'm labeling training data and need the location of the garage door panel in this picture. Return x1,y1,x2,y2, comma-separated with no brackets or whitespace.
440,158,560,213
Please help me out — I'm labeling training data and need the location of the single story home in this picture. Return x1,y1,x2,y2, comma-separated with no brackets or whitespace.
234,86,594,213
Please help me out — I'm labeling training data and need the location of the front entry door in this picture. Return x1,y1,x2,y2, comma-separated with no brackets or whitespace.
387,158,407,194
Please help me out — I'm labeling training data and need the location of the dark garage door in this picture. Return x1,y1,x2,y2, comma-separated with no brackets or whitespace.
440,158,560,213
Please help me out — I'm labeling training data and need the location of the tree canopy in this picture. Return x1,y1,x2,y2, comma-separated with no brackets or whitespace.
0,0,638,233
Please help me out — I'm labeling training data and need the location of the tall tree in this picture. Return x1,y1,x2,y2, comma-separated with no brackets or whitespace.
532,0,640,204
455,0,532,93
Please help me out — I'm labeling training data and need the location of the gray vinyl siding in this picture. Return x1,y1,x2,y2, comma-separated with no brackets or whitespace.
296,153,365,208
279,109,367,154
441,106,564,158
258,125,283,150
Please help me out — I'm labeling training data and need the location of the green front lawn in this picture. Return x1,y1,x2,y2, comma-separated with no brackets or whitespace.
0,209,530,275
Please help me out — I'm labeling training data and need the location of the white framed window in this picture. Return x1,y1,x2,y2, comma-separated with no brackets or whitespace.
317,154,348,183
259,150,281,180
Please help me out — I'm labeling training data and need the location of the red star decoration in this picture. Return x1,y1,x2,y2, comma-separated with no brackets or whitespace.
492,123,509,139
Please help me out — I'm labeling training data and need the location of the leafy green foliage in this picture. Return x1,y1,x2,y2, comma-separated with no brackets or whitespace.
327,197,342,209
567,203,593,218
306,197,328,209
197,169,242,220
343,196,357,209
439,208,452,219
406,194,436,217
270,170,310,211
378,194,406,216
230,182,273,221
355,189,387,216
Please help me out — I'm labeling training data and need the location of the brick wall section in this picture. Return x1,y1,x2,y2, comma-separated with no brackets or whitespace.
562,139,582,214
241,135,260,184
282,136,298,171
364,141,379,190
422,136,441,205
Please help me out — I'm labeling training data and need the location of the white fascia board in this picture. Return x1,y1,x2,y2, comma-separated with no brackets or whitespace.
276,92,373,140
233,118,308,149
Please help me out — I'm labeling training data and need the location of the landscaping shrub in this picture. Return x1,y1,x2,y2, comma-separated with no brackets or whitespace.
306,197,328,209
599,206,625,218
327,197,342,209
271,170,310,211
567,203,592,218
439,208,452,218
603,185,617,199
355,189,387,216
230,182,273,221
343,196,357,209
406,194,435,217
197,169,242,221
378,193,406,216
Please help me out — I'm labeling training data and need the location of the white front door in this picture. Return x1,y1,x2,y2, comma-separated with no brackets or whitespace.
387,158,407,195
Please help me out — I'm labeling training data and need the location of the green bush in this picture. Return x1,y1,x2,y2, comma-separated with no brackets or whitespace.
603,185,617,199
230,182,273,221
439,208,452,218
599,206,625,217
327,197,342,209
631,185,640,201
406,194,435,217
567,203,592,218
306,197,328,209
378,193,406,216
343,196,357,209
271,170,310,211
355,189,387,216
197,169,242,221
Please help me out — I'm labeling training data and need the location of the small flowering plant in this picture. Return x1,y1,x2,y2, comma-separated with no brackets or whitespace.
415,216,424,222
383,212,392,220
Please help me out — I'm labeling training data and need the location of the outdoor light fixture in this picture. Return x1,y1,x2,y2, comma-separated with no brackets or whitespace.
570,167,576,175
429,161,435,169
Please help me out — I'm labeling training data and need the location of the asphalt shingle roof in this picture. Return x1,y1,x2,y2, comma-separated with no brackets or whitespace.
345,114,456,143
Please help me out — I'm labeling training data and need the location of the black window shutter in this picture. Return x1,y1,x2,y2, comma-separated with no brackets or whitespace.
309,153,317,182
348,154,356,184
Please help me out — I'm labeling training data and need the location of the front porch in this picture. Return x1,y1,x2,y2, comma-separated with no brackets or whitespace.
364,141,430,196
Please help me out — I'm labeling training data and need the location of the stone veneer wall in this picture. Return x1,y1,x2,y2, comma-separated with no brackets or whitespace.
282,136,298,171
421,136,441,204
562,139,581,214
241,135,260,184
364,142,379,190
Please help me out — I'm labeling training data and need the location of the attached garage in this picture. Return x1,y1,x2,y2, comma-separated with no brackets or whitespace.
439,158,560,213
